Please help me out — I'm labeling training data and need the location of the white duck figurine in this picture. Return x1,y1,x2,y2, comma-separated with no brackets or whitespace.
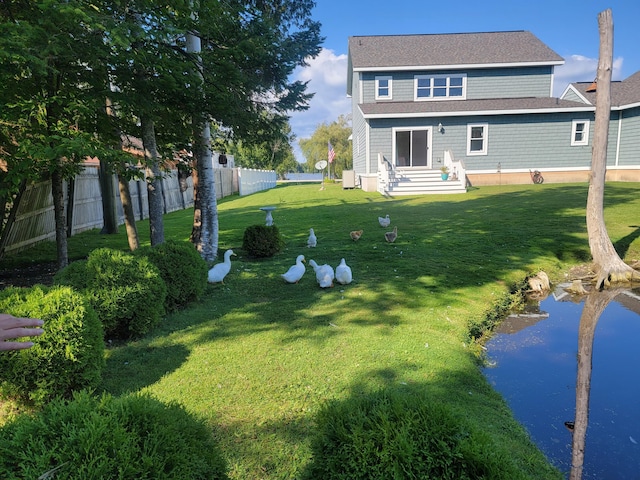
281,255,306,283
309,260,335,288
378,214,391,228
335,258,353,285
307,228,317,248
208,249,236,284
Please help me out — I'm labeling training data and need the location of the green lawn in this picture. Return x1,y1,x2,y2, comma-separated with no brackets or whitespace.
4,181,640,478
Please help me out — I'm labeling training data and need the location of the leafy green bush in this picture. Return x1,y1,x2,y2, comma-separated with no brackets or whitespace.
242,224,284,258
0,286,104,407
302,389,522,480
54,248,167,340
0,390,229,480
135,240,208,312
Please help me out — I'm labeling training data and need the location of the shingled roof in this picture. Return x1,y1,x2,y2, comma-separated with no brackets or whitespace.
568,71,640,107
348,31,564,70
359,97,592,118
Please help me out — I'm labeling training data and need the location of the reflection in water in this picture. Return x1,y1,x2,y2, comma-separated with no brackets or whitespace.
483,286,640,479
570,289,621,480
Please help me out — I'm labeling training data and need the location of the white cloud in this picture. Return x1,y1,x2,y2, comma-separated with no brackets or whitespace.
553,54,624,96
289,49,351,162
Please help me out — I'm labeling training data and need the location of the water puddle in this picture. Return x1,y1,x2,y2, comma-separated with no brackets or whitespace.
483,285,640,479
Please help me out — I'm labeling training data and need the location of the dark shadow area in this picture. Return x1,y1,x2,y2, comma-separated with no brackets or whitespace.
613,225,640,259
100,343,190,396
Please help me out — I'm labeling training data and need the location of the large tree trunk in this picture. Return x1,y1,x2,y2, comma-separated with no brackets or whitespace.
570,288,621,480
118,173,139,251
99,158,118,234
141,116,165,246
51,168,68,269
586,9,640,289
191,122,218,262
186,28,218,261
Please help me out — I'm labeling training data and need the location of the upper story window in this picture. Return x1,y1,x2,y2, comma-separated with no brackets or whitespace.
571,120,590,146
467,123,488,155
375,76,392,100
415,74,466,100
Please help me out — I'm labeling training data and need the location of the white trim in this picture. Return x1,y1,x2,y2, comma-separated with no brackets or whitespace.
375,75,393,100
365,120,371,175
353,61,565,72
466,165,640,175
560,84,592,105
615,111,622,166
571,119,590,146
467,123,488,156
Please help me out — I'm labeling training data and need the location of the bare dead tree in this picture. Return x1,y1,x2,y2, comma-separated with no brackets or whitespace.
586,8,640,289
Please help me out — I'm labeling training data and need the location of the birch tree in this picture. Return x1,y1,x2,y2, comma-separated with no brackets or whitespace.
586,9,640,288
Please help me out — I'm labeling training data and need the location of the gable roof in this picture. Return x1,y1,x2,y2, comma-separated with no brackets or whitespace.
348,31,564,71
565,71,640,108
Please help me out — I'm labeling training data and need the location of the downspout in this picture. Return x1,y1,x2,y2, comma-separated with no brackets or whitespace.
365,120,370,175
615,110,622,166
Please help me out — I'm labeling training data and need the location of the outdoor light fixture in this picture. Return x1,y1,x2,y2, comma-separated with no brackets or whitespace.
437,123,444,133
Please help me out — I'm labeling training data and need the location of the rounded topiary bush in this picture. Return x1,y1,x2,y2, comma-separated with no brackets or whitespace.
0,286,104,407
302,389,522,480
242,224,284,258
0,390,229,480
54,248,167,340
134,240,208,312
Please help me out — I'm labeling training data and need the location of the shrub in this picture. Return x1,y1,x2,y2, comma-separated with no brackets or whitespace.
302,389,522,480
0,286,104,407
242,224,284,258
0,390,229,480
135,240,208,312
54,248,167,340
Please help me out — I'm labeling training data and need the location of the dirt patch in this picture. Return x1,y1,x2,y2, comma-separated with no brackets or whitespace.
0,262,58,289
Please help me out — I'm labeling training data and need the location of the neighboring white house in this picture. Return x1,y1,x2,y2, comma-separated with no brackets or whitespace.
347,30,640,195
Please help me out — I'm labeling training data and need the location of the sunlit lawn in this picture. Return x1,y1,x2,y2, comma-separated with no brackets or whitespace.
5,181,640,479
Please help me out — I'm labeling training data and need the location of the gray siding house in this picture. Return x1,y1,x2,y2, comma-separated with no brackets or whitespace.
347,31,640,195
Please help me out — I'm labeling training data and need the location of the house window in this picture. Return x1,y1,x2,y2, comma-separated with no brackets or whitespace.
375,76,392,100
395,129,429,167
467,124,488,156
571,120,590,146
415,74,466,100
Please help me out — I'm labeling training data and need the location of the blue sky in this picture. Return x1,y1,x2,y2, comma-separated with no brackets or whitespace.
289,1,640,162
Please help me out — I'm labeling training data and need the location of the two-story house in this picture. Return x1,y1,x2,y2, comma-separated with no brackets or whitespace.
347,31,640,195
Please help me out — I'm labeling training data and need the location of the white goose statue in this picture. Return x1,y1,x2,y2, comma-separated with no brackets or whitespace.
208,249,236,284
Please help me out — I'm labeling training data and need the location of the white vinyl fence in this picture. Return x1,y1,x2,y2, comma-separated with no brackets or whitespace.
3,163,278,255
238,168,277,196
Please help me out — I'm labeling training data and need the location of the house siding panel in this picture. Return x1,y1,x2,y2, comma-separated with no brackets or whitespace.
367,113,604,172
618,107,640,166
467,67,553,99
362,66,554,104
562,89,587,103
351,73,368,173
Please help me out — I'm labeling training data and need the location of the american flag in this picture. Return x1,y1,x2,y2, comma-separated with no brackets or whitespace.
328,141,336,164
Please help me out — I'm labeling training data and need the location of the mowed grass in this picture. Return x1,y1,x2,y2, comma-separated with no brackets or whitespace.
5,181,640,479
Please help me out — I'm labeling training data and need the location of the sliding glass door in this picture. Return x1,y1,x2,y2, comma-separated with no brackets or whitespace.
394,128,430,168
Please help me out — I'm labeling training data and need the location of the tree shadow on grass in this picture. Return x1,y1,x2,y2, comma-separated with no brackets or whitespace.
99,342,190,396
